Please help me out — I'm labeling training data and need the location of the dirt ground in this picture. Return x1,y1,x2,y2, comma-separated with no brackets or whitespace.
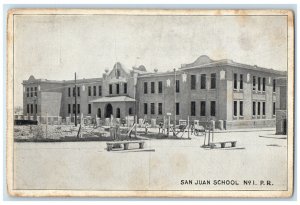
13,128,288,191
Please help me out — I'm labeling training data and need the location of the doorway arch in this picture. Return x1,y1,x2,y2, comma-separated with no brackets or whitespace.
97,108,101,118
105,104,113,118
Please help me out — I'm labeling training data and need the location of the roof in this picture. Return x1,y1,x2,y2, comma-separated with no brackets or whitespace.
90,96,136,103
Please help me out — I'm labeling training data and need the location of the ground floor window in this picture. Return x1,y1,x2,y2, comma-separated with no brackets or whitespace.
73,104,76,114
233,101,237,116
257,102,261,115
31,104,33,114
158,103,162,115
253,102,256,116
239,101,243,116
200,101,206,116
77,104,80,114
191,101,196,116
35,104,37,114
88,104,91,114
273,102,276,115
68,104,71,114
27,104,30,114
151,103,155,115
176,103,180,115
210,101,216,116
129,107,133,115
144,103,148,115
262,102,266,116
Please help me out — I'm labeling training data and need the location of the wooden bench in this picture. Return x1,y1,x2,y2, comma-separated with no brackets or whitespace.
106,140,145,151
210,141,237,149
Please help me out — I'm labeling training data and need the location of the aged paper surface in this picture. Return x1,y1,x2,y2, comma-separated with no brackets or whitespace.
6,9,294,197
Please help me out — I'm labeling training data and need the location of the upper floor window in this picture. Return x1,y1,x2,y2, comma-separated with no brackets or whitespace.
240,74,243,90
158,81,163,93
109,84,113,94
253,76,256,91
201,74,206,89
98,85,102,96
191,75,196,90
88,86,91,96
176,80,180,93
124,83,127,94
210,73,216,89
116,84,120,94
258,77,261,91
93,86,97,96
27,87,30,97
73,87,76,97
144,82,148,94
233,73,238,89
262,78,266,91
34,87,37,97
151,82,155,93
30,87,33,97
273,79,276,92
77,87,80,97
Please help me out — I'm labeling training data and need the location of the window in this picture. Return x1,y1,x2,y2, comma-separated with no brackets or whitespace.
88,104,91,114
68,88,71,97
262,102,266,115
124,83,127,94
176,80,180,93
116,108,120,118
158,81,163,93
151,103,155,114
109,84,113,94
191,101,196,116
258,77,261,91
253,102,256,115
210,101,216,116
99,86,102,96
158,103,162,115
273,79,276,92
27,87,30,97
77,104,80,113
31,104,33,114
144,82,148,94
233,101,237,116
191,75,196,90
240,74,243,90
73,87,76,97
27,104,30,114
73,104,76,114
30,87,33,97
201,74,206,89
68,104,71,114
176,103,180,115
151,82,155,93
77,87,80,97
258,102,261,115
273,102,276,115
129,108,133,115
116,84,119,94
240,101,243,116
234,73,238,89
144,103,148,115
253,76,256,91
262,78,266,91
34,87,37,97
35,104,37,114
211,73,216,89
88,86,91,96
93,86,97,96
200,101,206,116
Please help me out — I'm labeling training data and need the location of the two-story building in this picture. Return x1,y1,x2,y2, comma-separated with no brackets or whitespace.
21,55,286,129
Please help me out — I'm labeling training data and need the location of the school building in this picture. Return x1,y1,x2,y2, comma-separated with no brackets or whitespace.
21,55,286,129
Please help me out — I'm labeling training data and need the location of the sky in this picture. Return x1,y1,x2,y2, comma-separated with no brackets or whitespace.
13,14,288,107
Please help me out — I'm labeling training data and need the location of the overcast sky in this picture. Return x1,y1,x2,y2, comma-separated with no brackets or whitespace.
13,14,288,107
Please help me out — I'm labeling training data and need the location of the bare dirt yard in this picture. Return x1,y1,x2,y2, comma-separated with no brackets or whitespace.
13,128,288,191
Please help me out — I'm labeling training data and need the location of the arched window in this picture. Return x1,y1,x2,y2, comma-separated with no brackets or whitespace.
129,108,133,115
116,108,121,118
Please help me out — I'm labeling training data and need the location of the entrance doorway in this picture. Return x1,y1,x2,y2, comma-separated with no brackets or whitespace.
105,103,113,118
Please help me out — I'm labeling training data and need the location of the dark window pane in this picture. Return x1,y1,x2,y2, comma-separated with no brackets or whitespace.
253,102,256,115
240,74,243,89
253,76,256,91
211,73,216,89
144,82,148,94
201,74,206,89
109,84,113,94
144,103,148,115
124,83,127,94
99,86,102,96
210,101,216,116
200,101,206,116
273,79,276,92
151,103,155,114
158,103,162,115
234,101,237,116
258,77,261,91
191,75,196,90
93,86,97,96
176,103,180,115
240,101,243,116
88,86,91,96
234,73,238,89
77,87,80,97
262,78,266,91
116,84,119,94
158,81,163,93
191,101,196,116
151,82,155,93
176,80,180,93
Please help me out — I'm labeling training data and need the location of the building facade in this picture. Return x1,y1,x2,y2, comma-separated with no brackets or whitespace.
21,55,286,129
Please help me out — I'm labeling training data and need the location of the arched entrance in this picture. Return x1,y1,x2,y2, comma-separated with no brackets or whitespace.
97,108,101,118
105,103,113,118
